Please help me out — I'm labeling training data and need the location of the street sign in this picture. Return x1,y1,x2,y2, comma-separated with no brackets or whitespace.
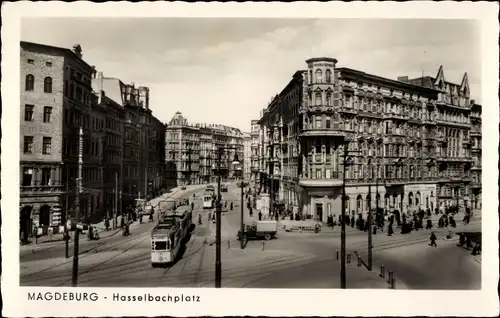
76,224,84,230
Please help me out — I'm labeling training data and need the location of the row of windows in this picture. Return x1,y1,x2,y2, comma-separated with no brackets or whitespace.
25,75,52,93
64,80,92,106
308,69,333,84
24,105,52,123
26,59,52,67
23,136,51,155
21,167,53,186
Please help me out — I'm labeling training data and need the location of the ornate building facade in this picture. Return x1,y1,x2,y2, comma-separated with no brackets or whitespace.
250,120,260,188
243,132,252,181
165,112,244,186
257,57,480,222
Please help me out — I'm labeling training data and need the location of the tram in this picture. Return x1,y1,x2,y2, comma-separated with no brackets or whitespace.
150,206,192,267
203,192,214,209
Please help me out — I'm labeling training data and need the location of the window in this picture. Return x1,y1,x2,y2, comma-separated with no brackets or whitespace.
43,137,52,154
25,74,35,91
27,59,34,64
316,117,322,129
43,107,52,123
326,117,331,129
64,80,68,96
44,77,53,93
22,168,33,186
46,62,52,67
315,69,322,83
76,87,82,101
70,83,74,99
316,169,322,179
24,105,34,121
23,136,34,153
41,168,52,186
326,93,332,106
326,70,332,83
315,92,322,105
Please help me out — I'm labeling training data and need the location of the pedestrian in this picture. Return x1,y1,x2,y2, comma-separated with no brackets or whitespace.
429,232,437,247
387,224,394,236
426,219,432,230
258,210,262,221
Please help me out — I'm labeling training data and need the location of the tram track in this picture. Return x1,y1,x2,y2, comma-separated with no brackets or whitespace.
55,233,151,286
21,230,151,280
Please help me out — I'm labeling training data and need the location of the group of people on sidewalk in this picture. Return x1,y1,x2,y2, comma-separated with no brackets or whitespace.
324,205,474,239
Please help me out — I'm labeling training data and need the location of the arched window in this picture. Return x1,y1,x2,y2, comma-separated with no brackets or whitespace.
356,195,363,213
44,77,53,93
25,74,35,91
315,69,322,83
315,92,322,105
326,93,332,106
325,69,332,83
366,194,371,211
408,192,414,206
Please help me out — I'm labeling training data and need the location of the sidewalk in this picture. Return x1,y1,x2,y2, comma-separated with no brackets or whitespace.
21,185,207,248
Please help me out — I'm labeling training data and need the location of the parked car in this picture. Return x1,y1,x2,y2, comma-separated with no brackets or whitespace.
181,186,187,190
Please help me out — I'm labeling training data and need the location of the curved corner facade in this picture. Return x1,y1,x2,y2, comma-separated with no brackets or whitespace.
253,57,482,222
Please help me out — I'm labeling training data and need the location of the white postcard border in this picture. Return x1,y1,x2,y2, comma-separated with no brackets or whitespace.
2,1,499,317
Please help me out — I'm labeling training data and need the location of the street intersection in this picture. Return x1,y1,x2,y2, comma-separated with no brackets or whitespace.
20,183,481,289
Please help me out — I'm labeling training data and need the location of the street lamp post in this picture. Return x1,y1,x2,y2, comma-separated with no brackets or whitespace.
72,127,83,287
341,145,350,289
240,178,245,250
214,147,240,288
367,158,373,271
341,141,360,288
64,171,70,259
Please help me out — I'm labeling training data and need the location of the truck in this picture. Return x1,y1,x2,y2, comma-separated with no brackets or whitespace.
237,220,278,241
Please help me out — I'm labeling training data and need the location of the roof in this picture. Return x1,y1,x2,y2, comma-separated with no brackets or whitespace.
20,41,93,70
337,67,437,95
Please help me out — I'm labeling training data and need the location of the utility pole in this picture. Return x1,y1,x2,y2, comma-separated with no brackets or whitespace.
367,158,373,271
64,171,69,259
72,127,83,287
373,160,379,271
341,143,348,289
144,167,148,201
240,179,244,249
215,147,222,288
188,145,192,185
114,172,118,229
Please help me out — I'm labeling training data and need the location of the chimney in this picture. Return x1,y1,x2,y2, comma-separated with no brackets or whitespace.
72,44,83,59
397,76,409,83
91,65,96,79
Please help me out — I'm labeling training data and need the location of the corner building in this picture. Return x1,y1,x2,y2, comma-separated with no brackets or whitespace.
257,57,480,222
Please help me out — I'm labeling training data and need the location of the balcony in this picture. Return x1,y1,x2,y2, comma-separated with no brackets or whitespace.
384,112,408,121
298,177,343,188
436,155,472,163
470,130,481,137
300,127,344,138
471,181,481,188
435,119,470,128
338,106,358,115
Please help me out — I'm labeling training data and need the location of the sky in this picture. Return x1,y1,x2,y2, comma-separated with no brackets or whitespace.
21,18,481,132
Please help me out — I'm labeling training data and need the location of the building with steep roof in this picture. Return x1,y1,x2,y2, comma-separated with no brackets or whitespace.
257,57,480,222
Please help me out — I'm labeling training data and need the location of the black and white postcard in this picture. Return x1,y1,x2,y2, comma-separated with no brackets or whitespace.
1,1,499,317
